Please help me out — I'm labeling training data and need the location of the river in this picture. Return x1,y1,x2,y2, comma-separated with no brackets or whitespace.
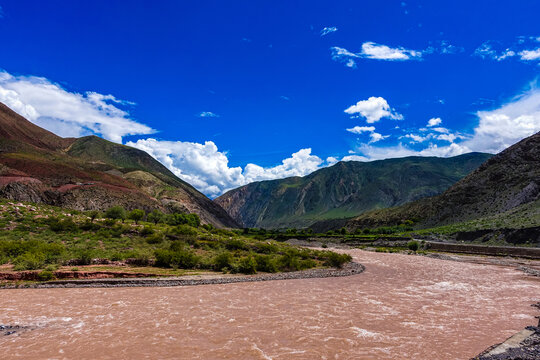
1,249,539,359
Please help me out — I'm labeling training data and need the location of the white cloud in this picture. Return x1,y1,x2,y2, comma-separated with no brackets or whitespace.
430,126,449,133
331,41,460,67
361,42,422,60
368,132,389,143
331,42,422,65
474,39,540,62
344,97,403,123
198,111,219,118
347,86,540,160
403,133,431,143
342,154,369,162
519,48,540,61
320,26,338,36
126,138,329,197
326,156,339,165
346,126,376,134
427,117,442,127
0,70,154,143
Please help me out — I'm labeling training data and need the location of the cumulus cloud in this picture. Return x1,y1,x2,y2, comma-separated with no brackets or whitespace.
346,126,376,134
427,117,442,127
368,132,389,143
344,97,403,123
519,48,540,61
0,70,154,142
126,138,329,197
198,111,219,118
320,26,338,36
346,86,540,161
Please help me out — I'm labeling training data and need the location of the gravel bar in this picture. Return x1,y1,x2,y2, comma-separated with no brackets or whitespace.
3,262,365,289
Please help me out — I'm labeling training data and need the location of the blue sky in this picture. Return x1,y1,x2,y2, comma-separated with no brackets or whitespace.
0,0,539,197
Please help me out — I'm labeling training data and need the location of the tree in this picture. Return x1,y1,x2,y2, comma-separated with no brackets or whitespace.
147,209,164,225
128,209,145,224
105,206,126,223
87,210,101,223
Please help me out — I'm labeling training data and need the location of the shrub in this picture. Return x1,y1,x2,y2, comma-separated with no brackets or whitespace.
37,270,55,281
147,210,164,224
140,226,155,236
174,225,198,236
13,252,46,270
128,209,145,224
322,251,352,268
224,238,249,251
239,255,257,274
278,251,301,271
165,213,201,228
48,217,78,232
407,240,420,252
213,251,234,272
146,233,164,244
255,254,278,273
105,206,126,222
87,210,101,223
154,244,200,269
73,249,94,265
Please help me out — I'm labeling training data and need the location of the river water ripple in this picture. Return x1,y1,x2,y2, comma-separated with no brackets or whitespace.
1,249,539,359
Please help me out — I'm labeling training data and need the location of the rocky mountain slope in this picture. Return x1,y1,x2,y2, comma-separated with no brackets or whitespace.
215,153,491,229
0,102,238,228
328,131,540,232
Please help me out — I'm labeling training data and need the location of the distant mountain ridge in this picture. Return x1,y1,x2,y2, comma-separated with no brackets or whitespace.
315,131,540,233
215,153,492,229
0,102,238,228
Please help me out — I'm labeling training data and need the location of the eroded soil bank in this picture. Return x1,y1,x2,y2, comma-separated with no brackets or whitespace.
1,249,539,359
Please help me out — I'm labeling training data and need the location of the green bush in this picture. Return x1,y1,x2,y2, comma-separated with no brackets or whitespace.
37,270,55,281
128,209,145,224
255,254,278,273
407,240,420,252
213,251,234,271
13,252,46,270
140,226,154,236
174,225,198,236
105,206,126,222
239,255,257,274
165,213,201,228
321,251,352,268
146,233,164,244
73,249,94,265
147,210,164,224
225,238,249,251
154,244,200,269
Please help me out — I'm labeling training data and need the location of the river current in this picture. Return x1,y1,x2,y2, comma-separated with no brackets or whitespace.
1,249,539,359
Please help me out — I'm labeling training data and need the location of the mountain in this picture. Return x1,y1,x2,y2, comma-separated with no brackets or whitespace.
215,153,492,229
329,131,540,232
0,102,238,228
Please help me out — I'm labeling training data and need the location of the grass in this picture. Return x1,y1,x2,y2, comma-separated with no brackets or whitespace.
0,199,352,278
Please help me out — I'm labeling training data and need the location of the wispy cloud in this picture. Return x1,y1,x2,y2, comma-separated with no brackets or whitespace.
474,38,540,63
346,126,376,134
320,26,338,36
198,111,219,118
331,41,461,67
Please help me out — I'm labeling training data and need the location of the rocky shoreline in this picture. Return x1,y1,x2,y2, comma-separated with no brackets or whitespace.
1,261,365,289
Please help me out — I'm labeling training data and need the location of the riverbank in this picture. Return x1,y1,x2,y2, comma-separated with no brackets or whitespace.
0,261,365,289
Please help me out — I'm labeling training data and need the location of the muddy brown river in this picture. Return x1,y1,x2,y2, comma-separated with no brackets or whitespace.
1,250,539,359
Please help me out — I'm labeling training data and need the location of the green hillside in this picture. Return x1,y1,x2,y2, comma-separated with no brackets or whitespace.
215,153,492,229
